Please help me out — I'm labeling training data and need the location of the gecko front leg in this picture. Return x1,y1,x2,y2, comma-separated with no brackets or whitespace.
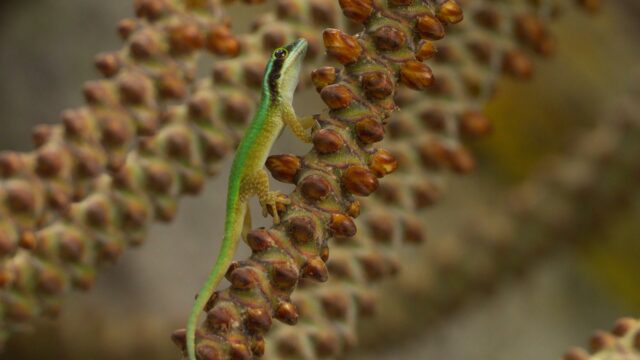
282,107,314,143
241,169,290,224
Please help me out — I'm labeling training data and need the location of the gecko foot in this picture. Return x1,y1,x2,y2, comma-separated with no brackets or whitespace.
260,191,290,224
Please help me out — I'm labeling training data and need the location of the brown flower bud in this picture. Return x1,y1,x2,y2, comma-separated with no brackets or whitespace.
449,146,475,174
312,128,344,154
467,40,492,64
403,218,425,243
416,14,445,40
275,301,298,325
311,67,337,92
474,8,500,30
158,71,187,99
312,333,339,357
223,94,252,124
71,267,96,290
266,154,301,183
206,24,240,57
170,329,187,350
288,216,317,243
338,0,373,23
130,31,161,60
310,0,338,26
262,28,287,50
320,84,353,110
361,71,393,100
346,199,361,218
117,19,137,40
188,95,212,118
38,267,65,294
415,40,437,61
0,152,22,177
118,73,150,105
367,215,393,243
611,317,636,336
323,29,362,65
99,115,129,146
418,140,449,169
437,0,464,24
271,262,299,290
372,26,406,51
343,165,378,196
207,304,236,332
300,175,332,201
243,60,265,89
86,200,109,228
168,23,204,55
320,245,330,262
99,241,124,263
0,231,17,257
18,232,37,250
563,341,593,358
197,344,222,360
633,330,640,350
180,170,204,195
302,257,329,281
145,165,173,193
229,267,258,289
165,131,191,160
419,108,446,131
122,201,148,230
251,338,265,357
61,110,90,137
358,253,388,281
276,337,305,358
413,182,440,208
329,213,357,237
369,149,397,177
94,52,120,78
35,149,64,177
503,50,533,79
7,184,35,213
399,61,434,90
460,110,491,137
245,308,272,334
59,234,84,262
277,0,301,19
134,0,166,20
83,81,114,105
515,15,545,46
200,133,228,163
355,117,385,144
589,331,616,352
321,293,349,319
327,257,353,279
246,229,274,252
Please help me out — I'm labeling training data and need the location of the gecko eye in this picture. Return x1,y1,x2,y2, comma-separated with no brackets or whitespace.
274,48,288,59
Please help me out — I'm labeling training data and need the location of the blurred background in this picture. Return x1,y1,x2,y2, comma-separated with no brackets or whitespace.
0,0,639,359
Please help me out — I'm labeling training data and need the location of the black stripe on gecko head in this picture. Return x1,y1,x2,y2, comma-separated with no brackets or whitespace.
263,39,308,100
267,55,285,96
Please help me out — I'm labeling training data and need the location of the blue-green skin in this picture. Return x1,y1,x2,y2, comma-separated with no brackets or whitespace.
186,39,308,360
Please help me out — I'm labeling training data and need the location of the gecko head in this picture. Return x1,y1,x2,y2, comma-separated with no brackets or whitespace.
265,38,308,102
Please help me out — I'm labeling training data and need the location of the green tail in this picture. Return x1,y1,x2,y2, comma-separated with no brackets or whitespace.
186,201,248,360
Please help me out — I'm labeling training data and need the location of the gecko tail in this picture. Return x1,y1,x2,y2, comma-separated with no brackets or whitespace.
186,202,249,360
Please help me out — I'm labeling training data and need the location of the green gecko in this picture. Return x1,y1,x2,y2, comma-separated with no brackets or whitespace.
186,38,312,360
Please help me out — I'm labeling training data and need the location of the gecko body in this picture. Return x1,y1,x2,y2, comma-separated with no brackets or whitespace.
186,38,312,360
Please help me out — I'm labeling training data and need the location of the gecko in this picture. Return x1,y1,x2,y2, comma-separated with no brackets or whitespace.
186,38,312,360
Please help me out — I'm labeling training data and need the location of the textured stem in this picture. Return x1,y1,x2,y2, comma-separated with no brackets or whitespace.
172,0,467,358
